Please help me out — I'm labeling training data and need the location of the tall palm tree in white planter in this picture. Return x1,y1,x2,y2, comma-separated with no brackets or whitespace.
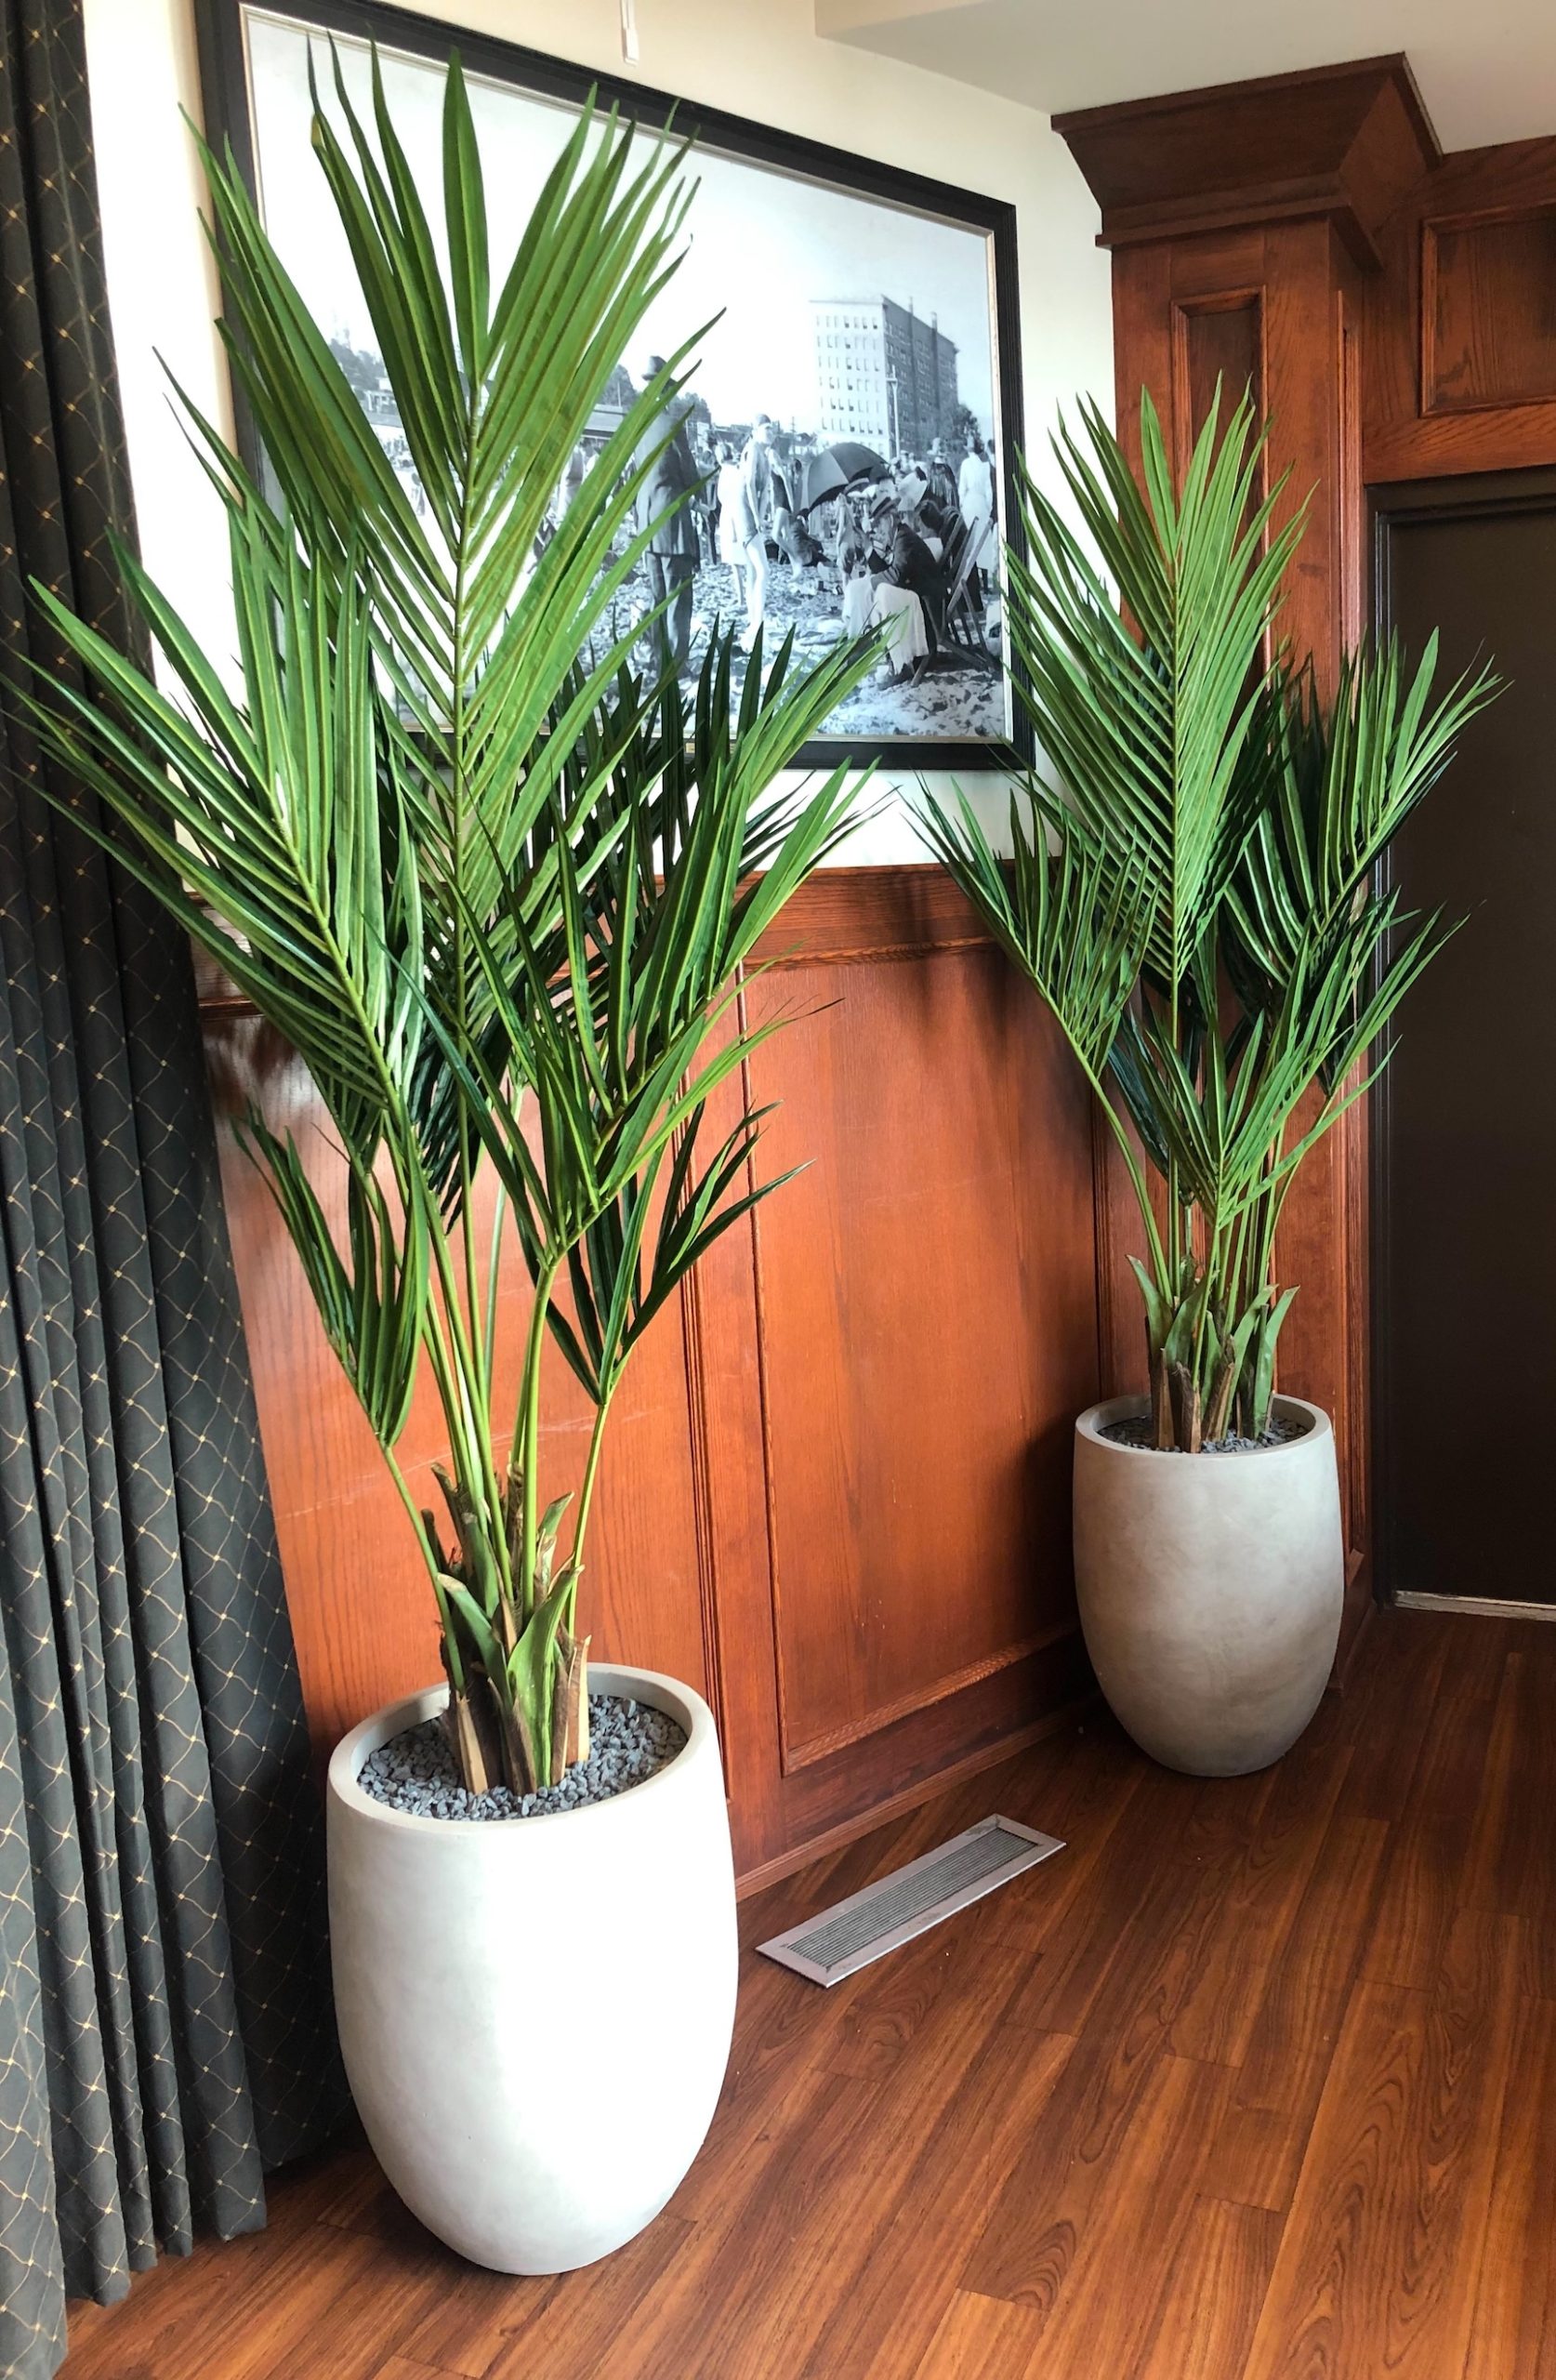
25,55,878,2273
917,390,1494,1777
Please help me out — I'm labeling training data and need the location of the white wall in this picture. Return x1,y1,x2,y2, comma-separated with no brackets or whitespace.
81,0,1113,859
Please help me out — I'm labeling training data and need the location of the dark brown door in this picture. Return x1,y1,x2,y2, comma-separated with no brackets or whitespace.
1375,469,1556,1604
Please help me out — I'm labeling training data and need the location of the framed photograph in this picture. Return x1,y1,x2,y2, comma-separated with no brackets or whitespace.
195,0,1026,770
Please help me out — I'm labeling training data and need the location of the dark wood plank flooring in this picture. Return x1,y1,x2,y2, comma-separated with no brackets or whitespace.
63,1606,1556,2378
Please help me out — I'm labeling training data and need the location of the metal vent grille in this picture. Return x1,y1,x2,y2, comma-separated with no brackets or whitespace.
757,1815,1063,1987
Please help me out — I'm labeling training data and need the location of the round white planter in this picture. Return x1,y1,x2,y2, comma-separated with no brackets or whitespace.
1073,1395,1344,1778
326,1662,737,2274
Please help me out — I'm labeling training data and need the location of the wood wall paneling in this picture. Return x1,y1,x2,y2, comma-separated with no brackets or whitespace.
1425,206,1556,414
1367,136,1556,480
1171,290,1266,470
203,867,1101,1879
746,945,1094,1775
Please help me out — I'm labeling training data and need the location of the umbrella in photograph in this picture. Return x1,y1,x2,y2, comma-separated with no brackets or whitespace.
798,442,890,515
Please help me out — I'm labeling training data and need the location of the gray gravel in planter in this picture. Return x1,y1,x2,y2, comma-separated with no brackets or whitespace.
1101,1413,1309,1454
356,1692,687,1821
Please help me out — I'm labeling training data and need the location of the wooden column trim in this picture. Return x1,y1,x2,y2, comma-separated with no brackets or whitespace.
1055,54,1439,266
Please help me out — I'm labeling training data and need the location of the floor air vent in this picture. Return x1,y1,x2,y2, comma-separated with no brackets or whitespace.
757,1815,1063,1987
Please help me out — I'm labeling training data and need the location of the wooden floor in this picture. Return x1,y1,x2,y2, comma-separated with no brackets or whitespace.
65,1605,1556,2379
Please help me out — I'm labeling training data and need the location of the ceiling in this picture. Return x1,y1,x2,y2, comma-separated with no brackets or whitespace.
815,0,1556,152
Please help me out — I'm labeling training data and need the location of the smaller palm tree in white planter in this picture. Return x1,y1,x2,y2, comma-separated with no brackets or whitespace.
25,57,878,2272
916,390,1494,1775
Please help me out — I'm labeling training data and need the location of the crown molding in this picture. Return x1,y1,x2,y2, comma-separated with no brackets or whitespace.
1055,54,1441,269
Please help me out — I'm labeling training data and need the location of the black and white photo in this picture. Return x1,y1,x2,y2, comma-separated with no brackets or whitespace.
200,0,1025,766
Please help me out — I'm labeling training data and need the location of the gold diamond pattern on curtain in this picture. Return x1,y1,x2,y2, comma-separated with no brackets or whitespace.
0,7,344,2375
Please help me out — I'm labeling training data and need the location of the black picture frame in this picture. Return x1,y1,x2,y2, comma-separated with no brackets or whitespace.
193,0,1028,774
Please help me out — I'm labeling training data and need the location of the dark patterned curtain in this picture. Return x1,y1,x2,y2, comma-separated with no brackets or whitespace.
0,6,343,2374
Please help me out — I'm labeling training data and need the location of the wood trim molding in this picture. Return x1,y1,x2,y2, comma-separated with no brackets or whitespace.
1056,54,1439,268
777,1620,1077,1774
732,1680,1100,1900
1393,1590,1556,1622
1167,288,1268,476
1365,131,1556,483
1367,401,1556,483
192,866,1001,1018
746,862,996,968
1418,200,1556,422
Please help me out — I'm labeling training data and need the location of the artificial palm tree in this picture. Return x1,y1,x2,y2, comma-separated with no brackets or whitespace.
23,52,878,1792
918,389,1494,1451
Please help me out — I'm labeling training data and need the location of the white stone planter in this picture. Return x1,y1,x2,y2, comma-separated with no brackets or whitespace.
326,1663,737,2274
1073,1395,1344,1777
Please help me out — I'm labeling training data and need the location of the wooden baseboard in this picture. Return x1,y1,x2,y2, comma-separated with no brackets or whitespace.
1392,1589,1556,1623
733,1688,1101,1900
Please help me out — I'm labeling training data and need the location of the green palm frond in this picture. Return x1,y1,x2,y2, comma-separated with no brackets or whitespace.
23,46,882,1791
1226,639,1498,1039
29,518,424,1162
916,774,1151,1080
1009,386,1305,989
239,1117,429,1448
914,382,1493,1447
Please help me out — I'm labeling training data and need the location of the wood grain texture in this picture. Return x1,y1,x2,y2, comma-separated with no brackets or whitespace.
1213,1811,1391,2211
741,941,1096,1774
910,2292,1047,2377
1244,1904,1522,2379
1464,1989,1556,2380
1127,2197,1285,2380
1054,55,1435,266
63,1607,1556,2380
1367,134,1556,484
1173,290,1265,469
1426,206,1556,413
201,866,1098,1879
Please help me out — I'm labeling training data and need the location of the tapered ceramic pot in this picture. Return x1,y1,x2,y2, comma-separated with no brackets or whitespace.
1073,1395,1344,1778
327,1662,737,2274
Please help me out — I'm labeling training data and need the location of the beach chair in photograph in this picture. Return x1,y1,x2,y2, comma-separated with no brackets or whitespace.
940,516,998,671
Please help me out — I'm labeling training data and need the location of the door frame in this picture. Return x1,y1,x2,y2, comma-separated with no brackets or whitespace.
1369,465,1556,1606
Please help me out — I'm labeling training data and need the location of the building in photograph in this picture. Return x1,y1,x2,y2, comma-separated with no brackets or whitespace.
811,295,960,455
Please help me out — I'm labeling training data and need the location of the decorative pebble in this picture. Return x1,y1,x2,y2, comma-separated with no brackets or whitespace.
357,1693,688,1822
1101,1414,1309,1455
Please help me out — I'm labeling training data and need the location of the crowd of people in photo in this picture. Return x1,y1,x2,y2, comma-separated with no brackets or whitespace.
607,355,1001,685
370,346,1000,700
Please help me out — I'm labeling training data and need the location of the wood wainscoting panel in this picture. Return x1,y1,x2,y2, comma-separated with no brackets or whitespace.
740,934,1099,1780
1425,205,1556,414
1171,290,1266,469
1368,134,1556,482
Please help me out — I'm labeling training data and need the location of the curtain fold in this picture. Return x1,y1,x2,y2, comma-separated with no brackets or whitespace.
0,7,344,2374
